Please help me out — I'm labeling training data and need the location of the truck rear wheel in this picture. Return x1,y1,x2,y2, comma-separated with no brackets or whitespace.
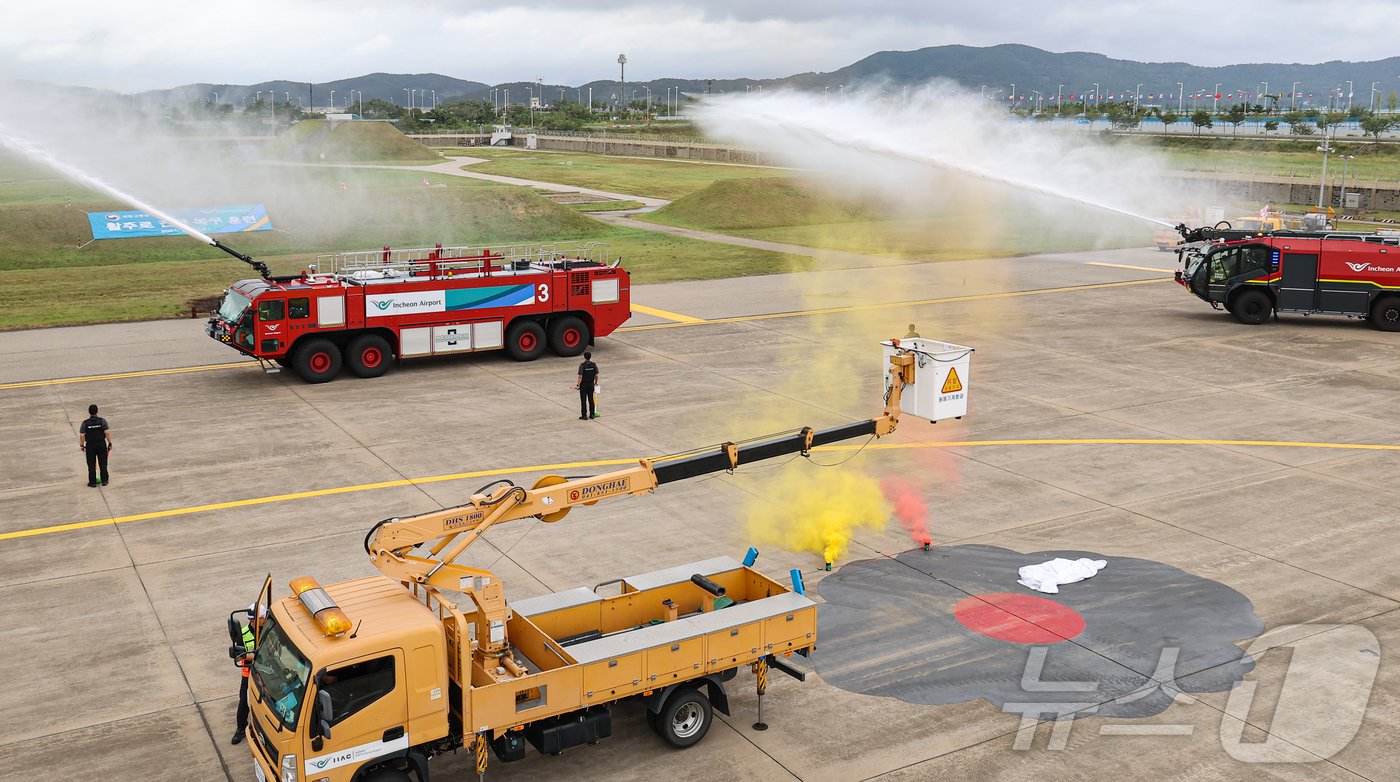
1230,290,1272,325
347,334,392,378
1371,296,1400,332
505,320,547,361
655,688,712,748
294,338,342,383
548,316,590,357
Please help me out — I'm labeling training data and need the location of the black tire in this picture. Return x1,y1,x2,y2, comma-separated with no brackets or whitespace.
655,688,712,748
1230,289,1272,325
505,320,547,361
346,333,392,378
293,338,342,383
1371,296,1400,332
547,315,590,357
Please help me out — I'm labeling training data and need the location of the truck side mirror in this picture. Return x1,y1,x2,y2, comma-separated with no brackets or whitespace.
228,644,246,660
226,615,242,647
310,689,333,740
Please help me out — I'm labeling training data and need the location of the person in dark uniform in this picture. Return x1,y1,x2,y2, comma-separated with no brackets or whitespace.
78,404,112,487
575,352,600,420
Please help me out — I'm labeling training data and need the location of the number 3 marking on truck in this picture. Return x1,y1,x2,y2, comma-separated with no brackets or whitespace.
538,283,550,303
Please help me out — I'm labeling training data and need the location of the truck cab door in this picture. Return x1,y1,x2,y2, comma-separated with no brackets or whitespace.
256,298,287,355
303,651,408,779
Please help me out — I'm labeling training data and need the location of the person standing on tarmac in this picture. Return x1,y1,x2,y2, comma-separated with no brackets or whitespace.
575,351,600,420
232,604,259,745
78,404,112,487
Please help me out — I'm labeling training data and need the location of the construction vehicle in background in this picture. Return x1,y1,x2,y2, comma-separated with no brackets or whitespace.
230,338,971,782
1173,223,1400,329
204,239,630,383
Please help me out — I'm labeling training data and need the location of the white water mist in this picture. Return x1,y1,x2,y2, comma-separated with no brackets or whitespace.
697,86,1186,231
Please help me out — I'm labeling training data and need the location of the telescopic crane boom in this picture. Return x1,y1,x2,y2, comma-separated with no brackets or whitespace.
362,348,918,660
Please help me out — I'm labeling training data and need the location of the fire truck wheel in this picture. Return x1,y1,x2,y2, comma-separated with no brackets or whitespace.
293,339,342,383
505,320,547,361
1230,290,1272,325
656,687,712,748
347,334,392,378
547,316,590,357
1371,296,1400,332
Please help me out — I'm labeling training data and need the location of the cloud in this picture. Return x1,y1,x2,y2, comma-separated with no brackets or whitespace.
2,1,1398,91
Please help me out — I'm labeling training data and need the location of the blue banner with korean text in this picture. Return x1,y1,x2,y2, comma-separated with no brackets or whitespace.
87,204,273,240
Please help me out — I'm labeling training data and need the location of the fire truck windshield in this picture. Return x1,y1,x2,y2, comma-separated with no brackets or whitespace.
217,290,252,323
251,618,311,729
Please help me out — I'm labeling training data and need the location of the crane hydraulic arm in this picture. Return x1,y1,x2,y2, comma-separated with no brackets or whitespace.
365,349,914,584
361,348,915,656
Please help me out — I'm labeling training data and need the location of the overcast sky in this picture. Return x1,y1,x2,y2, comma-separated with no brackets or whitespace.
5,0,1399,92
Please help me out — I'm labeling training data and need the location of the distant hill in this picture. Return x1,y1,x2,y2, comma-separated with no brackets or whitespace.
102,44,1400,108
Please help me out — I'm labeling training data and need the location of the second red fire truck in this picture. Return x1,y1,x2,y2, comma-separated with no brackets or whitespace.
1174,225,1400,330
206,241,631,382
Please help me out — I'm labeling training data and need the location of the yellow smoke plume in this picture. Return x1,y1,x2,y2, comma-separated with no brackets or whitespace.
745,465,890,565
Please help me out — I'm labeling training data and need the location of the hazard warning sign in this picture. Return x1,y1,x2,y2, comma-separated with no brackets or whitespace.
941,367,963,394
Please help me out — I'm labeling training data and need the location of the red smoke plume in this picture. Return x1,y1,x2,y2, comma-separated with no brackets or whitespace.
880,477,931,547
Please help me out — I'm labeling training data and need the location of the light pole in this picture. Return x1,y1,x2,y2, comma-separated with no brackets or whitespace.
839,84,844,98
1316,135,1333,209
329,90,335,112
1347,80,1354,111
1339,154,1355,209
402,88,409,111
1177,82,1184,113
1010,83,1015,106
1292,81,1300,111
617,53,627,114
1372,81,1380,112
1134,83,1143,112
645,86,651,115
1057,84,1064,113
1092,83,1099,111
1213,82,1221,113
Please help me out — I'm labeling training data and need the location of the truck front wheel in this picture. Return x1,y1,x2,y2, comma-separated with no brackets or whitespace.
548,316,590,357
505,320,547,361
1230,290,1272,325
294,339,342,383
347,334,392,378
1371,296,1400,332
655,688,713,748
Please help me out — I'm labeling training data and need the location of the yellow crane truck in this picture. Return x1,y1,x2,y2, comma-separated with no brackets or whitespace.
231,340,947,782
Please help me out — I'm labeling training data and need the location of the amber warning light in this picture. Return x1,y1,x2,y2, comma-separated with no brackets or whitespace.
289,576,353,636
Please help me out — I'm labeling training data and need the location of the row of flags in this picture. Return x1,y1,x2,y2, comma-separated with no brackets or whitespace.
1005,91,1321,101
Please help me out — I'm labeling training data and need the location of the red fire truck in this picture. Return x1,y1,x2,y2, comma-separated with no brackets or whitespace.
206,241,631,382
1174,227,1400,330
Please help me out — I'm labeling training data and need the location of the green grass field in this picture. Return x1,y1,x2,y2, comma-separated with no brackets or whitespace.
0,144,807,329
448,148,783,200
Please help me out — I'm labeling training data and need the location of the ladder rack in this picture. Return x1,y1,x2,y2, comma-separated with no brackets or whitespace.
316,242,610,281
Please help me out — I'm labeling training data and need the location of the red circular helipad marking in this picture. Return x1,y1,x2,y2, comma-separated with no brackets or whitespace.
952,593,1085,644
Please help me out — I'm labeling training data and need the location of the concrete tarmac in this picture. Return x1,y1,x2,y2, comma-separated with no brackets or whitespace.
1,247,1397,781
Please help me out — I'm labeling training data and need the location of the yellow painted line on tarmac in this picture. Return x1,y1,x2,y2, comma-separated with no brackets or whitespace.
3,277,1166,390
0,361,253,391
0,457,641,542
630,303,706,324
619,277,1170,332
5,436,1395,542
1086,262,1176,273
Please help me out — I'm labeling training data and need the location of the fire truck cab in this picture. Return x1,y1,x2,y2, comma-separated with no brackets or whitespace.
207,243,630,382
1176,231,1400,330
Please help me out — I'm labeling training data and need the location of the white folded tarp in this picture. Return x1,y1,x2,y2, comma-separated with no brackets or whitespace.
1017,558,1107,594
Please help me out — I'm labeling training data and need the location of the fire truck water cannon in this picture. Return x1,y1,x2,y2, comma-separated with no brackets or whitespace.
210,238,271,280
236,339,972,782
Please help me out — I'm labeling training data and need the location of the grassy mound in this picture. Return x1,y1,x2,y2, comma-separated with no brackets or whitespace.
646,177,880,231
268,120,441,163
